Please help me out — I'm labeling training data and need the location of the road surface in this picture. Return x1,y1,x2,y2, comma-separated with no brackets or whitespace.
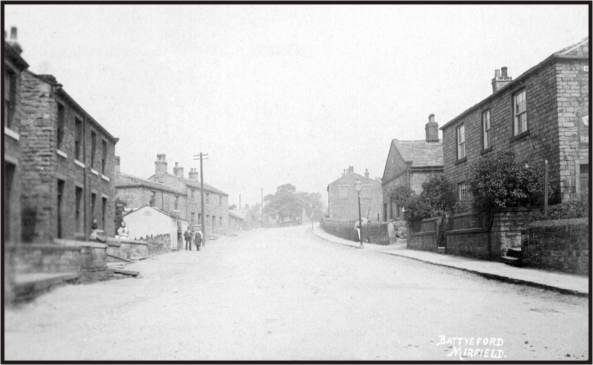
5,226,589,360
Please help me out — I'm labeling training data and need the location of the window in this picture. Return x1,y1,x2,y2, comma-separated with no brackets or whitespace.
57,180,65,238
458,182,470,201
149,191,156,206
75,186,83,232
219,196,222,206
90,131,97,168
212,215,216,228
4,69,16,129
482,110,492,150
191,212,195,223
101,140,107,174
102,197,107,229
219,217,223,226
57,104,65,149
91,192,97,220
198,213,202,223
206,193,210,204
579,164,589,198
75,118,83,160
456,124,466,160
174,195,179,210
513,90,527,135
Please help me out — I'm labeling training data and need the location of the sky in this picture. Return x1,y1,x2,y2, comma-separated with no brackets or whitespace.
5,4,588,207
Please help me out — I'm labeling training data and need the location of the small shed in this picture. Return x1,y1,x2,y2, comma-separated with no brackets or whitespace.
123,206,188,250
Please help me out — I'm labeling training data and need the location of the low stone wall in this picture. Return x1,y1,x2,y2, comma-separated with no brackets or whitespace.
523,218,589,275
106,238,149,260
9,239,110,282
445,228,491,259
320,219,389,244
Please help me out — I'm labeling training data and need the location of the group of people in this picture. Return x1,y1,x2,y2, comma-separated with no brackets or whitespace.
183,228,204,251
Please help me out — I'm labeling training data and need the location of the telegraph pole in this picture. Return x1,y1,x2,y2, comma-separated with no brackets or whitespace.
193,152,208,246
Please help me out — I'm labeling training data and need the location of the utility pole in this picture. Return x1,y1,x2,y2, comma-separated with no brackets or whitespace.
193,152,208,245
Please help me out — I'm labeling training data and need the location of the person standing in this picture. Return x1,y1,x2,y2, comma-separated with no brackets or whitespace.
184,228,192,251
387,220,396,244
194,229,203,251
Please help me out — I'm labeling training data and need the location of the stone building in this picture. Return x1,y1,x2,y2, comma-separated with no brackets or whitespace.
18,68,118,242
326,166,383,222
3,27,29,246
116,154,229,234
440,38,589,207
381,114,444,220
115,158,187,217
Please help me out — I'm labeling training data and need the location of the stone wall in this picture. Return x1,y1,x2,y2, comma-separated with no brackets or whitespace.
106,238,149,260
523,218,589,275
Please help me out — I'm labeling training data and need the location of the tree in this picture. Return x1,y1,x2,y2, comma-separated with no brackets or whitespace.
298,192,324,222
263,184,324,224
402,176,457,223
421,175,457,215
391,186,414,208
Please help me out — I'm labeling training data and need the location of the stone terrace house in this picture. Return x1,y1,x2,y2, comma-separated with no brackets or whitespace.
145,154,230,233
18,69,118,242
381,114,444,220
115,157,187,218
327,167,383,222
3,27,29,246
440,38,589,208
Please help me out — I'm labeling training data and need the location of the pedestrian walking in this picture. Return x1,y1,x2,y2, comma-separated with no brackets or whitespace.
194,229,203,251
184,228,192,251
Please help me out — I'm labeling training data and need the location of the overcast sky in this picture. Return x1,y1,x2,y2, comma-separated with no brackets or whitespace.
5,4,588,206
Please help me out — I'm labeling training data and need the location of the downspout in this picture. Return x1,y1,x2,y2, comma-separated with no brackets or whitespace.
83,116,88,239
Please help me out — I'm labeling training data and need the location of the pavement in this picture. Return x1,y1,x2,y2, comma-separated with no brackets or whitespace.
312,225,589,296
4,225,589,361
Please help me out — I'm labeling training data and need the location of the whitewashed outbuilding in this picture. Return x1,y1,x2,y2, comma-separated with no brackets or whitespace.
123,206,188,250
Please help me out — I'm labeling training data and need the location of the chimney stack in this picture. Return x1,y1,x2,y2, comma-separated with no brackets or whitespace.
189,168,199,180
115,155,121,175
491,66,512,93
364,169,370,178
6,26,22,54
425,113,439,142
155,153,167,176
173,162,184,179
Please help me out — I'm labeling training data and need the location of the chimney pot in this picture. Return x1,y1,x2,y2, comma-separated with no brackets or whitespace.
501,66,508,78
155,153,168,176
492,67,512,93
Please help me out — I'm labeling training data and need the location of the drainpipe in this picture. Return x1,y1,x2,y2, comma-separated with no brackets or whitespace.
83,116,88,239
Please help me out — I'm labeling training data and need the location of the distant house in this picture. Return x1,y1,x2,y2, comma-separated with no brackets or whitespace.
147,154,230,234
327,167,383,222
228,210,247,231
381,114,443,220
123,206,189,250
440,38,589,209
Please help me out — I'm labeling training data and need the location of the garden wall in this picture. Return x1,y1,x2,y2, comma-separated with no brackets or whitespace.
320,219,389,244
523,218,589,275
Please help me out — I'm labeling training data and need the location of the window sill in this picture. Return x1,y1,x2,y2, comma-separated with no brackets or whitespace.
90,169,99,176
101,174,111,182
74,159,86,168
4,127,19,141
480,147,493,155
511,130,530,143
56,149,68,158
455,157,467,165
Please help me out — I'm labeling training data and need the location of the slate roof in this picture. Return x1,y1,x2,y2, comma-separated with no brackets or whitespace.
441,38,589,130
146,173,228,196
392,139,443,167
123,205,187,221
115,173,186,195
328,171,379,187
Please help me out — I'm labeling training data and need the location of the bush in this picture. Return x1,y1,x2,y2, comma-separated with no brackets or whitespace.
468,151,550,212
421,175,457,213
